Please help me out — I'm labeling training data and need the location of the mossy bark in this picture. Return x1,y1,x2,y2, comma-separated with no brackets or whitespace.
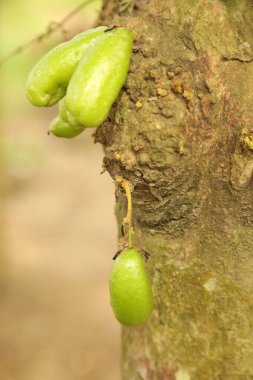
98,1,253,378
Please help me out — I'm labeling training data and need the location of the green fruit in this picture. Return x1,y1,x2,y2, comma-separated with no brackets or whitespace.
26,26,107,107
58,97,68,121
65,27,133,128
49,116,84,138
109,248,153,326
48,98,84,138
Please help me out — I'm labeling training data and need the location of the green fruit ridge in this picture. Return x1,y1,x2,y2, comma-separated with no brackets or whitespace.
109,248,154,326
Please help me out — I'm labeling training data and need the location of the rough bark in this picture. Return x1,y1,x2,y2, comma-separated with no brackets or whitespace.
98,1,253,379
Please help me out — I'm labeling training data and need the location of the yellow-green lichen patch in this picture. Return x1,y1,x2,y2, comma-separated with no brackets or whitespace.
176,369,191,380
203,277,218,292
241,127,253,151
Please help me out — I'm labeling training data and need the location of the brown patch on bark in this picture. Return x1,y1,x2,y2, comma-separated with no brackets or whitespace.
157,366,176,380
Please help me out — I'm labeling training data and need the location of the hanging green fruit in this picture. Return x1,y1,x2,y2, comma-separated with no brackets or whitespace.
109,248,154,326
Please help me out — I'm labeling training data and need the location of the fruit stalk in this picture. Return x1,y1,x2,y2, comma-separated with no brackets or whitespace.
116,176,133,248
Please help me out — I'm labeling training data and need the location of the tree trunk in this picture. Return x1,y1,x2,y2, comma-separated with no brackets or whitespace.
98,1,253,378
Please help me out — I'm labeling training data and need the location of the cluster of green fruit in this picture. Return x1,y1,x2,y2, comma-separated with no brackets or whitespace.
26,26,154,326
26,26,133,137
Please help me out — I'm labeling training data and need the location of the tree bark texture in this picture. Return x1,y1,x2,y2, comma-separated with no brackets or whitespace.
98,1,253,379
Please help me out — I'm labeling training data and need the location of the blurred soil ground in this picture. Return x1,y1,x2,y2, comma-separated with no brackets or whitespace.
0,113,120,380
0,2,121,379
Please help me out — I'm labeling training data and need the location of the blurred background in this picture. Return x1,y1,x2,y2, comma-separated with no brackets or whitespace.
0,1,120,379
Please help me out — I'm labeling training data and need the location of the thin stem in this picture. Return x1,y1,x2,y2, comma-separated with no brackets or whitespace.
115,176,133,248
121,179,132,248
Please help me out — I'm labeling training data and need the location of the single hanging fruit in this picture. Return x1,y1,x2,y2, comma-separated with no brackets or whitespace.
109,248,154,326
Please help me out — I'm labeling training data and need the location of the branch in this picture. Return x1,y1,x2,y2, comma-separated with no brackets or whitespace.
0,0,99,67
